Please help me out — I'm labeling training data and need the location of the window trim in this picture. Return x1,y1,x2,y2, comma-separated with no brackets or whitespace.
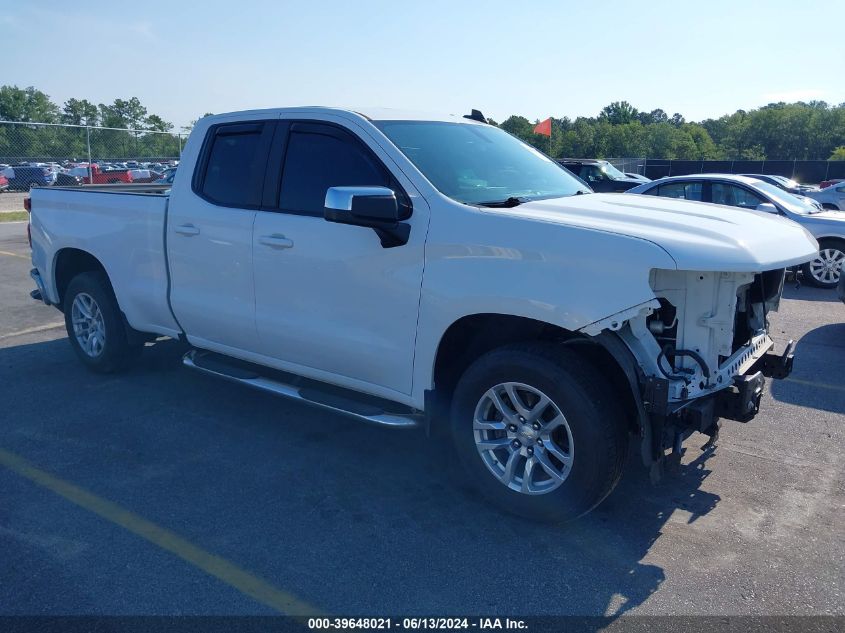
191,120,276,210
265,119,412,219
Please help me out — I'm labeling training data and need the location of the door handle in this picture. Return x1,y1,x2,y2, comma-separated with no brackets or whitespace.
174,223,200,236
258,234,294,249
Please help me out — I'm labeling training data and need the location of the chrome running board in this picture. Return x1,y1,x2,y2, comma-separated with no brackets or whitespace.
182,349,422,429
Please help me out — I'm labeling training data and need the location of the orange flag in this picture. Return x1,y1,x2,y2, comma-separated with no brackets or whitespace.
533,118,552,136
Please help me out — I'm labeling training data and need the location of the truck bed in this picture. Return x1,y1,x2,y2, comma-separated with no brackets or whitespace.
29,184,181,338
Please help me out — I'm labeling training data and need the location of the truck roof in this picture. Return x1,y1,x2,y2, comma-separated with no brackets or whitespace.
203,106,485,125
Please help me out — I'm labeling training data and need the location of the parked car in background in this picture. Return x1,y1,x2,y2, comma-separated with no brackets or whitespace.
154,167,177,185
53,172,83,187
805,181,845,211
77,164,134,184
556,159,644,192
627,174,845,288
0,174,8,192
739,174,815,195
3,165,55,190
819,178,843,189
128,169,163,184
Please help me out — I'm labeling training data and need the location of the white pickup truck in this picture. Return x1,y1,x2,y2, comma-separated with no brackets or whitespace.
27,107,818,522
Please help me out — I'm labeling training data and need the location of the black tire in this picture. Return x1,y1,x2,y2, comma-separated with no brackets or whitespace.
801,238,845,289
449,343,628,523
63,271,141,373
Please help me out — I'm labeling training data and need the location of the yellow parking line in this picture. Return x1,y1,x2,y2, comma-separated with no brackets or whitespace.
0,447,323,616
0,322,65,340
0,249,29,260
785,377,845,393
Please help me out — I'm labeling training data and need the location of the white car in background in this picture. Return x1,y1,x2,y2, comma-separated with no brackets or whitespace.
806,182,845,211
627,174,845,288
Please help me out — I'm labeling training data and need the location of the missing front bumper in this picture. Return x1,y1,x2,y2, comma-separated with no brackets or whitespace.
751,340,795,380
714,371,765,423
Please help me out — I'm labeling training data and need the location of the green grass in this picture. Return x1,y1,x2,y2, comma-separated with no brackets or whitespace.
0,212,28,222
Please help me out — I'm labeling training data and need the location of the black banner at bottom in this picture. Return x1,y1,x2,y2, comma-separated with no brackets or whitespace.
0,616,841,633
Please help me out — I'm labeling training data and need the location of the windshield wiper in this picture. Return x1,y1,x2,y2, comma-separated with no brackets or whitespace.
477,196,526,208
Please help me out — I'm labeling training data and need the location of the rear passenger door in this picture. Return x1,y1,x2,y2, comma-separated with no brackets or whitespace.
250,119,428,400
167,120,273,352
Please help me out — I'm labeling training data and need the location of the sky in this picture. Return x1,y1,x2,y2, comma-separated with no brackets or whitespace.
1,0,843,130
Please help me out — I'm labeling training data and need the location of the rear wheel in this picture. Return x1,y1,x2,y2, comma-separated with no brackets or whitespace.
63,271,141,372
449,343,628,523
802,239,845,288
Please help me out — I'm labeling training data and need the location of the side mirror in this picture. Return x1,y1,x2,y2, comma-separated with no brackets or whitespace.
756,202,779,214
324,186,410,248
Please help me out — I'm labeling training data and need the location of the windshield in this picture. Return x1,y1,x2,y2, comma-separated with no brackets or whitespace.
767,174,801,189
600,161,628,180
754,180,820,214
373,121,589,204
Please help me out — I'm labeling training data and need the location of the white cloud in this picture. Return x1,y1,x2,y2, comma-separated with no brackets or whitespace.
128,21,155,39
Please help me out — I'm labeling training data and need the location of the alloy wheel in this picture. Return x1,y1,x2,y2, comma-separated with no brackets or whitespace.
473,382,574,495
809,248,845,285
71,292,106,357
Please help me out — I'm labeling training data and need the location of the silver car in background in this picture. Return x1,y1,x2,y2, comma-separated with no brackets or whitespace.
806,181,845,211
626,174,845,288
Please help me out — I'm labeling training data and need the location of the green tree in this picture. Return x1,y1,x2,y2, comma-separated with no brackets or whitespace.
0,85,60,122
61,98,99,126
830,146,845,160
600,101,639,125
145,114,173,132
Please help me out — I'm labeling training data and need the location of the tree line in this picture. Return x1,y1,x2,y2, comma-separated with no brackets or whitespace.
1,85,844,161
496,100,845,161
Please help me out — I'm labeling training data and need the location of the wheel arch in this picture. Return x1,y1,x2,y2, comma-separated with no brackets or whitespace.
427,313,645,438
814,235,845,244
53,247,111,308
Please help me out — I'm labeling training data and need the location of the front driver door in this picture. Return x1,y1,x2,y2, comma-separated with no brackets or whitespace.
250,120,428,400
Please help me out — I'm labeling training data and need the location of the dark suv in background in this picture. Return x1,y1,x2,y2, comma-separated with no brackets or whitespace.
557,158,646,192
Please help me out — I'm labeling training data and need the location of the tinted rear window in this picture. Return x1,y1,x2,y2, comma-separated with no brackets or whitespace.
201,125,267,207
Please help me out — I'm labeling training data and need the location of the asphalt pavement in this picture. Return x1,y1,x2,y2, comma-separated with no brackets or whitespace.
0,221,842,616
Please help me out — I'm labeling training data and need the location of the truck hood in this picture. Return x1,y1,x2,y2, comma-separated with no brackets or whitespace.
499,193,819,272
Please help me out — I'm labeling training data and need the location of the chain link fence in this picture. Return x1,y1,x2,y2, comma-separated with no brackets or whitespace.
0,120,185,183
607,157,845,185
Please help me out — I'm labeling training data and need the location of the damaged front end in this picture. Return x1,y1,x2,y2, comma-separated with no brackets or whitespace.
611,268,795,477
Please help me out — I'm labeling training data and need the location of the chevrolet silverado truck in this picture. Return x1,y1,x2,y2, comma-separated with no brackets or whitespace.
27,107,818,522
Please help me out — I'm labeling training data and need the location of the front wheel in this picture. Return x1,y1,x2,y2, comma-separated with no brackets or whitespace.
63,271,141,372
449,343,628,523
802,239,845,288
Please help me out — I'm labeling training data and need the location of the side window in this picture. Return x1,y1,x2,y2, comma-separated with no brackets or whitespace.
656,181,703,201
199,123,269,207
712,183,764,209
279,128,389,215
